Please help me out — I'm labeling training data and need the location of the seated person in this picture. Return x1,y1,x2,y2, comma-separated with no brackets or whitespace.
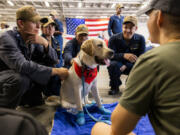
108,16,145,95
63,24,88,69
35,16,62,96
0,22,9,29
33,16,60,68
0,22,10,35
0,6,68,108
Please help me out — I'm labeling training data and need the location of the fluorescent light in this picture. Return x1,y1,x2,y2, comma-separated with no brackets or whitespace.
78,2,82,8
45,1,50,7
76,16,83,18
140,1,148,9
7,0,14,6
111,3,115,8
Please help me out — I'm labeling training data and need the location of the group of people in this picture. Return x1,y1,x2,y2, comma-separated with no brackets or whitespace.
0,6,68,108
107,3,146,95
0,0,180,134
92,0,180,134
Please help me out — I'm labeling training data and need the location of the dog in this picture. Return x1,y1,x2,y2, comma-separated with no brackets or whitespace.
60,38,114,125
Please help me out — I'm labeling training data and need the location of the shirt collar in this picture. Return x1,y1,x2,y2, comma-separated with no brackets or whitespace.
13,27,26,47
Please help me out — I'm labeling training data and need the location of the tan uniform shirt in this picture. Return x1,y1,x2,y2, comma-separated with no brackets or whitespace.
119,41,180,135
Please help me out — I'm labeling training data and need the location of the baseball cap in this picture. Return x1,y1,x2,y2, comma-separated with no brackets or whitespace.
50,10,58,16
41,16,56,27
75,24,89,36
116,3,124,9
123,16,137,26
137,0,180,16
16,6,47,23
1,22,7,25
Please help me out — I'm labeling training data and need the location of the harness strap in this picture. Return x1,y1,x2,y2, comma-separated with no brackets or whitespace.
81,72,111,125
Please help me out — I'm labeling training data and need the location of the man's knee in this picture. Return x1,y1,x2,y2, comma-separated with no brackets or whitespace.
0,71,31,108
109,61,120,68
18,74,31,94
4,73,30,95
108,61,121,75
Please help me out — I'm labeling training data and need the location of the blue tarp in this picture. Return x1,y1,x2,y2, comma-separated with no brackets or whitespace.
51,103,155,135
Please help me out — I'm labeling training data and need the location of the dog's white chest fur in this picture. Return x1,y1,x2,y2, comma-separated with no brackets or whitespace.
60,38,113,112
60,57,98,109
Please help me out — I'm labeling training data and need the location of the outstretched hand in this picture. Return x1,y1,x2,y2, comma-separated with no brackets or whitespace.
52,67,69,80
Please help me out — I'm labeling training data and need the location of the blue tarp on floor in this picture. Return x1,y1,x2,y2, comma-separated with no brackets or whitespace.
51,103,155,135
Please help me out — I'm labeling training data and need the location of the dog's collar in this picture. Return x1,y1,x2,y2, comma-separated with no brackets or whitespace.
74,61,97,84
78,55,94,71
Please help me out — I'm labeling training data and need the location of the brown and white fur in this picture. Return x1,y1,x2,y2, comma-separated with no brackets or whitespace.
60,38,114,112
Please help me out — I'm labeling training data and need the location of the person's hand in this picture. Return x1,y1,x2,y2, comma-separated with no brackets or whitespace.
123,53,137,63
120,65,127,72
128,132,136,135
52,68,69,80
70,59,74,65
25,32,49,48
54,31,63,35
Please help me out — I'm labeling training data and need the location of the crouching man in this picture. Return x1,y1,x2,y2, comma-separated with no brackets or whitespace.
0,6,68,108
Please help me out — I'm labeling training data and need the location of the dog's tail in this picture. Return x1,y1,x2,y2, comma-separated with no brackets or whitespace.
45,95,61,106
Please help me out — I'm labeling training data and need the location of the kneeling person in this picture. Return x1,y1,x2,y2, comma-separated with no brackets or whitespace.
108,16,145,95
0,6,68,108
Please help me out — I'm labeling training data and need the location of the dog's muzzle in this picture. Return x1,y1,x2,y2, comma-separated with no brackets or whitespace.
108,50,114,58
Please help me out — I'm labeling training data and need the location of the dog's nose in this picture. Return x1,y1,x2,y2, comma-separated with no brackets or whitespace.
108,50,114,57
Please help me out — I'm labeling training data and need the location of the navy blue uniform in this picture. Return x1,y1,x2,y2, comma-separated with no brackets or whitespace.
40,34,61,67
0,28,57,108
108,15,124,37
108,33,145,90
54,19,64,67
63,38,80,69
32,34,61,96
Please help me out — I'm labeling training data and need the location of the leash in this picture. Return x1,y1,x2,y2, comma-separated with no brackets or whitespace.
81,68,111,125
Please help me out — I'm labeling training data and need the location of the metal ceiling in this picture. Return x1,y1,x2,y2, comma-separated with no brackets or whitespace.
0,0,149,22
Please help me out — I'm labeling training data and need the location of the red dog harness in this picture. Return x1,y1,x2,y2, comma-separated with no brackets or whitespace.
74,61,97,84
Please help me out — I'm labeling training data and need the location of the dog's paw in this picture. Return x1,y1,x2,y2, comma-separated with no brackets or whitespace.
45,96,60,106
84,100,96,108
99,106,111,115
76,111,85,125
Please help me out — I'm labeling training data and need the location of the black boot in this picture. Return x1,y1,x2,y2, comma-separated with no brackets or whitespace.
108,87,119,95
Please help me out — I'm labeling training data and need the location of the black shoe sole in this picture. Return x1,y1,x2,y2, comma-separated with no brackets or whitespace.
108,90,119,95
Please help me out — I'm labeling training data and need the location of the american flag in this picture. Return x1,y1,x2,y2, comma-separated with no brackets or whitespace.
65,18,109,40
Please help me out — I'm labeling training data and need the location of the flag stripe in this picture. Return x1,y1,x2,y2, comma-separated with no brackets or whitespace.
89,34,98,36
85,18,109,22
88,28,107,31
85,21,109,25
88,25,108,29
86,23,108,27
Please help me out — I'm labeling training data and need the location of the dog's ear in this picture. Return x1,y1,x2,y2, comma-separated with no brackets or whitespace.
81,39,94,56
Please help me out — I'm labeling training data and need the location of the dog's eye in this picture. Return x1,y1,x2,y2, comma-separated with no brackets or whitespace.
97,44,103,48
